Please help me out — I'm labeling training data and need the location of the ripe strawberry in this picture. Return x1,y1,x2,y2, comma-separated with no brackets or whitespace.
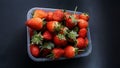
78,28,87,38
43,31,52,40
53,34,67,47
26,18,43,30
41,42,54,57
50,48,64,59
66,15,78,29
33,9,47,19
79,13,89,21
78,19,88,28
46,11,53,21
64,45,78,58
76,37,86,49
52,9,64,21
30,44,40,57
65,6,79,29
46,21,61,32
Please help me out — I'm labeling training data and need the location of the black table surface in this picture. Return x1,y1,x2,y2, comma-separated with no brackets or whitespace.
0,0,120,68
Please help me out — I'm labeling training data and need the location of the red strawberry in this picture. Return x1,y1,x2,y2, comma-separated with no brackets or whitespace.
43,31,52,40
65,6,79,29
78,19,88,28
41,42,54,57
64,45,78,58
79,13,89,21
33,9,47,19
52,9,64,21
26,18,43,30
51,48,64,59
78,28,87,38
66,15,78,29
41,49,51,57
76,37,86,49
30,44,40,57
46,21,61,32
46,11,53,21
53,34,67,47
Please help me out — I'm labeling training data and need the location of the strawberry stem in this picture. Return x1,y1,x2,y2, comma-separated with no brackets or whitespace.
74,6,78,15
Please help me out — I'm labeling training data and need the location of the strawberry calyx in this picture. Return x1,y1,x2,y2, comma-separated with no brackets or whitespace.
54,22,62,32
47,53,54,59
31,31,43,45
57,34,66,40
69,15,78,24
69,6,78,24
67,31,78,41
73,26,79,32
60,26,69,35
41,42,54,50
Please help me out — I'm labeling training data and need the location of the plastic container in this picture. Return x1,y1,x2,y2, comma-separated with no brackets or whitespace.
26,7,92,62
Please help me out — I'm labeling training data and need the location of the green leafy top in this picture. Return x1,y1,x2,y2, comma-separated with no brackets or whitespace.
58,34,66,40
31,32,43,45
55,22,62,32
69,15,78,24
41,42,54,50
67,31,78,41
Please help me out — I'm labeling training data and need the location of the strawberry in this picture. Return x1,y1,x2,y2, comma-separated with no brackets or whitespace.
48,48,64,59
79,13,89,21
30,44,40,57
43,30,52,40
33,9,47,19
46,11,53,21
52,9,64,21
78,28,87,38
26,18,43,30
53,34,67,47
41,42,54,57
78,19,88,28
64,45,78,58
65,7,79,29
76,37,86,49
65,15,78,29
46,21,61,32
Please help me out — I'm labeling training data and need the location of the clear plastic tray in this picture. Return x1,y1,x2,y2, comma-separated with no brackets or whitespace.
26,7,92,62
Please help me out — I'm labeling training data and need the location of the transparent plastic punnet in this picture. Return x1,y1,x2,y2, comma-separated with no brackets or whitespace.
26,7,92,62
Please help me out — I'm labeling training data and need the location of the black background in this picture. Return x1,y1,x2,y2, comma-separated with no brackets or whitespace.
0,0,120,68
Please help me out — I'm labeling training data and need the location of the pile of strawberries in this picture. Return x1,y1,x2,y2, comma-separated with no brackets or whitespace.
25,8,89,59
